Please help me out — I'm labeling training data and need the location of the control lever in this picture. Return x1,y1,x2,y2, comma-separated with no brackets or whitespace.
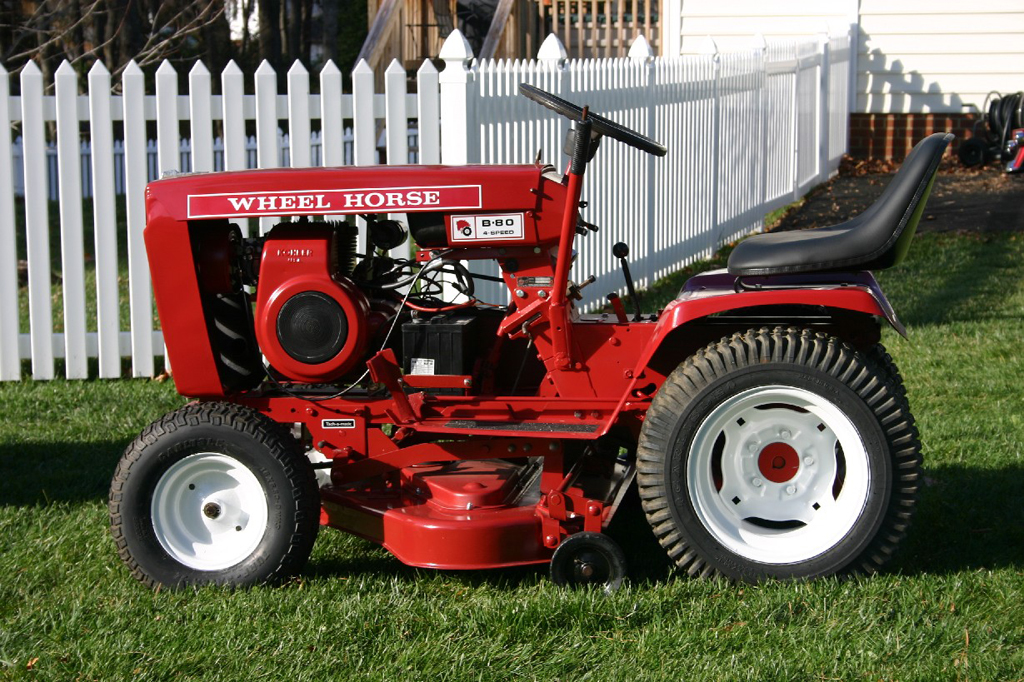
607,293,628,323
568,274,597,301
612,242,642,322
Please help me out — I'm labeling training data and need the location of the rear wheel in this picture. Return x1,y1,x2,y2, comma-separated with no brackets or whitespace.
110,402,320,589
637,327,921,581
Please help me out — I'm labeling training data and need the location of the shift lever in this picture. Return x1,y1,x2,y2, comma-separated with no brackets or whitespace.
612,242,642,321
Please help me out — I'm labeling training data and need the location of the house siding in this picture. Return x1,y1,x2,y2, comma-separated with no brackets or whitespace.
672,0,1024,157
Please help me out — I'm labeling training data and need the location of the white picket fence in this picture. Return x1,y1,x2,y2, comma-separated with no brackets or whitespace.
9,128,422,201
0,28,851,382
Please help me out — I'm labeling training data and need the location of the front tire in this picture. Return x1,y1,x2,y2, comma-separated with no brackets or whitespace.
637,328,921,582
109,402,320,589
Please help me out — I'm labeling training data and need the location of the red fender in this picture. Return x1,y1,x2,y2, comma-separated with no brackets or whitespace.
602,269,904,433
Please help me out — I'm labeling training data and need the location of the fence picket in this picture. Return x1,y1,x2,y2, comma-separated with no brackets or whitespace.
55,61,88,379
255,60,278,234
0,65,18,380
221,61,247,172
320,60,345,167
123,61,154,377
156,61,180,179
287,61,311,169
20,62,53,380
439,31,474,165
88,61,120,378
352,59,375,253
416,61,441,165
190,62,214,173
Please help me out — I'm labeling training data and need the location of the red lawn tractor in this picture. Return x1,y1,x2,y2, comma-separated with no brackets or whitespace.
109,85,952,590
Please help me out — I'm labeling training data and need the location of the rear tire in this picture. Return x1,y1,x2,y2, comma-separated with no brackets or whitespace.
109,402,320,589
637,327,921,582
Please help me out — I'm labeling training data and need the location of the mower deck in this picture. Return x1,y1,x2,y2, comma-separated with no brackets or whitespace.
320,459,550,569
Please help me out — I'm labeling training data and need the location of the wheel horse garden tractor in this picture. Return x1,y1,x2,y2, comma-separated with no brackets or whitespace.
109,84,953,591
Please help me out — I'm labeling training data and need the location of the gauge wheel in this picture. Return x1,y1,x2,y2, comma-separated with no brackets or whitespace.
637,327,922,582
550,532,628,593
109,402,320,589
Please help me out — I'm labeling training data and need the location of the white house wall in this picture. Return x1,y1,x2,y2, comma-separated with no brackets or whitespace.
672,0,1024,114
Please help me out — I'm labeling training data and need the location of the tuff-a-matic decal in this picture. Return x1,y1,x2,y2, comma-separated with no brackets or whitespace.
186,185,483,219
450,213,526,241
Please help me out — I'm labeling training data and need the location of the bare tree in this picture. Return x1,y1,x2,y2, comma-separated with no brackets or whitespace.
0,0,229,77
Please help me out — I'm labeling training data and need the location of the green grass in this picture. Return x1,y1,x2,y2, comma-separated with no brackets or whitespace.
2,231,1024,679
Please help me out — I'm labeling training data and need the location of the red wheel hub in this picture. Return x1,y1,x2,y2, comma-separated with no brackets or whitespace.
757,442,800,483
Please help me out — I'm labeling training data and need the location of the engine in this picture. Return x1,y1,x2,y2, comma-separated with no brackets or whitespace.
194,218,416,391
188,212,525,396
254,223,376,383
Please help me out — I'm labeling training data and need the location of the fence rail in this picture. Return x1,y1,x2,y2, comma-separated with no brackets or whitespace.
9,128,422,201
0,28,850,381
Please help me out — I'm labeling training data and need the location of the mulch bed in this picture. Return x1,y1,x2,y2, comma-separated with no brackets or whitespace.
770,156,1023,234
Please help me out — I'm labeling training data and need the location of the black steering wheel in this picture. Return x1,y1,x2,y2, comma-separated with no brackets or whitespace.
519,83,667,157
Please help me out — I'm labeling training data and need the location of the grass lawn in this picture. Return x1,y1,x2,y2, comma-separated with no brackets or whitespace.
1,231,1023,680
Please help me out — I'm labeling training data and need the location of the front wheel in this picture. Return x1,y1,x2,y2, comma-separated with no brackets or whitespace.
109,402,320,588
637,328,921,581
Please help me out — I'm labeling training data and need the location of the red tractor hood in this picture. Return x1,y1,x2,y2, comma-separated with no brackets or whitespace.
145,164,556,222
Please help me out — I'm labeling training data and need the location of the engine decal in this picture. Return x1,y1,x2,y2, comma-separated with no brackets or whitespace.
450,213,526,242
322,418,357,429
186,185,483,219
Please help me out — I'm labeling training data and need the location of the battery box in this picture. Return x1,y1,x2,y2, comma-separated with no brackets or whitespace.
402,313,479,380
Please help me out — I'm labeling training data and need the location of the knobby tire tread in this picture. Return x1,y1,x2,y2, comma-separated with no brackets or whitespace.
109,401,320,589
636,327,922,580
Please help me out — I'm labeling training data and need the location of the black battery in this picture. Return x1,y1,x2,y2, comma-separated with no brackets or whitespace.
401,313,479,379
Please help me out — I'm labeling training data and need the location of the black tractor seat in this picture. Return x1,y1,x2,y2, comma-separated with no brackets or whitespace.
728,133,954,277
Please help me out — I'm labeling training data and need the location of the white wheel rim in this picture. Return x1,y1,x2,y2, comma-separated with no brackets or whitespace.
151,453,270,571
687,385,870,565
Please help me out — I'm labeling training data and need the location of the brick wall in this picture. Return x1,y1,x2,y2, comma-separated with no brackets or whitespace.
849,113,977,160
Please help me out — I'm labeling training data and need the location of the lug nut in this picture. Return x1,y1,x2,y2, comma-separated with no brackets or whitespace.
780,429,791,439
752,478,763,487
747,443,758,453
786,485,796,495
803,456,814,465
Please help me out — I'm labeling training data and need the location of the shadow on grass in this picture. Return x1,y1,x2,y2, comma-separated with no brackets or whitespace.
7,439,1021,583
896,463,1024,576
0,440,125,507
879,233,1024,328
305,550,549,589
302,464,1024,588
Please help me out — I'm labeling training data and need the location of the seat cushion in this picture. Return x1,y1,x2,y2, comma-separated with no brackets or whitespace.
728,133,953,277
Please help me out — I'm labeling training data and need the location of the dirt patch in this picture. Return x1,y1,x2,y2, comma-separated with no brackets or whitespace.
770,158,1023,234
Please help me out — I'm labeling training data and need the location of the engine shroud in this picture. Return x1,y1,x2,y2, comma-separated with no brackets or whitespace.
254,225,370,382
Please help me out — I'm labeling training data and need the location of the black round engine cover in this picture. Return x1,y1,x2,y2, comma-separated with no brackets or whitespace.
276,291,348,364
